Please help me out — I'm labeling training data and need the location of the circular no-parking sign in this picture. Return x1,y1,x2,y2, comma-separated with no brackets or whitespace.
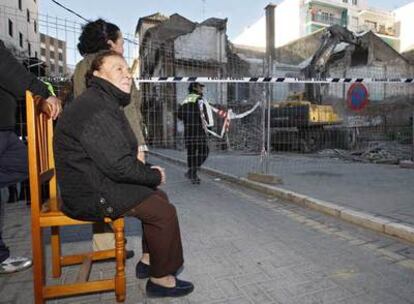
347,83,369,111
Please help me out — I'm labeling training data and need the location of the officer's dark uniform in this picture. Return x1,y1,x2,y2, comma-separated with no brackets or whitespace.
177,83,209,184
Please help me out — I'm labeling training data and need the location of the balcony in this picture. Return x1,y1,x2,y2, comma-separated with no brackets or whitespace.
356,24,398,37
309,13,347,27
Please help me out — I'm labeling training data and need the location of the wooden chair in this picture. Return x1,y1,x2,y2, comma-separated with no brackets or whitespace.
26,91,126,303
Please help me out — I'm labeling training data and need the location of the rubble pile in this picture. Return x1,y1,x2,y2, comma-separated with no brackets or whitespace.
228,123,263,152
318,141,412,164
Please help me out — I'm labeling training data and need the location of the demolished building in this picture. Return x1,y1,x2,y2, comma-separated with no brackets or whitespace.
232,24,414,153
137,13,247,147
136,11,413,153
234,26,414,127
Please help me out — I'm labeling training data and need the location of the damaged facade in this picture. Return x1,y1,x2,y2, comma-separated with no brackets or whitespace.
323,31,414,128
137,13,242,147
234,27,414,128
232,17,414,154
136,10,413,153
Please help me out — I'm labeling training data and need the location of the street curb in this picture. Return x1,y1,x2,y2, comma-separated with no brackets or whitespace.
151,151,414,244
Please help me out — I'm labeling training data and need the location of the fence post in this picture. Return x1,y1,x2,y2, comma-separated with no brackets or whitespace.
261,87,267,174
266,82,271,174
412,110,414,161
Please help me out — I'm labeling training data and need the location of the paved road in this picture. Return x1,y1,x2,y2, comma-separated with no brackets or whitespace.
153,149,414,226
1,157,414,303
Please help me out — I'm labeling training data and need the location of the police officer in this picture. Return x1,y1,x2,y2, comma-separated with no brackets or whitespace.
177,82,209,184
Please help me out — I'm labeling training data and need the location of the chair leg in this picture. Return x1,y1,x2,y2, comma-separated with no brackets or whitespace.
113,219,126,302
32,224,46,304
51,226,62,278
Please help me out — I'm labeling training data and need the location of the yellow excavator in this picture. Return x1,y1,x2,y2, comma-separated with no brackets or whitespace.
269,25,366,152
269,92,343,152
274,92,340,126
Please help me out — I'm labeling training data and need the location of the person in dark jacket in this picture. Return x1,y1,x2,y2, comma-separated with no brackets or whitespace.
0,40,61,274
54,50,194,298
73,18,146,258
177,82,210,184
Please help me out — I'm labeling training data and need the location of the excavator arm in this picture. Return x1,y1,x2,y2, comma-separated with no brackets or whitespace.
303,24,364,103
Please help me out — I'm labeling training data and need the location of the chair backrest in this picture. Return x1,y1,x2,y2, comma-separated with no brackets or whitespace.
26,91,126,303
26,91,59,216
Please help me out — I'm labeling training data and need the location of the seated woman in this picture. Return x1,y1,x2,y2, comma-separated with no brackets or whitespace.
53,50,194,298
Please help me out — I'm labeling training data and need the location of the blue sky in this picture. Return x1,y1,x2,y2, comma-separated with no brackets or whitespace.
40,0,413,39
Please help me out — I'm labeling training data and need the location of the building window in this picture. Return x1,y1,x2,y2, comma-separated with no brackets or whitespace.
59,66,63,74
19,32,23,48
41,48,45,56
365,20,377,31
50,51,55,58
58,53,63,61
27,9,30,22
50,64,55,72
34,20,37,33
18,0,22,10
321,12,334,24
8,19,13,37
58,40,63,48
35,51,38,58
28,42,31,56
40,34,45,42
351,16,359,28
352,0,357,4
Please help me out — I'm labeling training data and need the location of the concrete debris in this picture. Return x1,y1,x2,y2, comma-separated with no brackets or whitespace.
319,141,412,165
400,160,414,169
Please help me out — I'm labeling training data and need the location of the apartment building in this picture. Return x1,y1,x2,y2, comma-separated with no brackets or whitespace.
303,0,398,43
0,0,40,58
39,33,67,76
234,0,404,51
394,2,414,53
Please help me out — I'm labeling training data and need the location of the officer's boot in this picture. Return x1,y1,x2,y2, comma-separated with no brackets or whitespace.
190,168,200,184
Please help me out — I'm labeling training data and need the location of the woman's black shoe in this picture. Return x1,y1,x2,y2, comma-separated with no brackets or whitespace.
136,261,150,279
146,278,194,298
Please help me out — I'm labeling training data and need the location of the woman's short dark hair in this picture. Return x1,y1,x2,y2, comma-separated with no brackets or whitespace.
85,50,124,86
77,19,120,56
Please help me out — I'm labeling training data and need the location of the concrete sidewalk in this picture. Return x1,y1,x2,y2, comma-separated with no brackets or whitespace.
1,156,414,303
151,148,414,243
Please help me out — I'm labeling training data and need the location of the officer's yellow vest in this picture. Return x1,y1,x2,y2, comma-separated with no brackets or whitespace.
181,93,200,105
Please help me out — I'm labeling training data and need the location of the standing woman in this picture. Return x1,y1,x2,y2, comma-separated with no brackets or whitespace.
54,51,193,297
73,19,147,258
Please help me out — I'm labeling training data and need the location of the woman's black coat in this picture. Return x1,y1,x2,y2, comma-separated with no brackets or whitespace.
54,77,161,221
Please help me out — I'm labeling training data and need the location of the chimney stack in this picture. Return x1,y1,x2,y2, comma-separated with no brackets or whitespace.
265,3,276,60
